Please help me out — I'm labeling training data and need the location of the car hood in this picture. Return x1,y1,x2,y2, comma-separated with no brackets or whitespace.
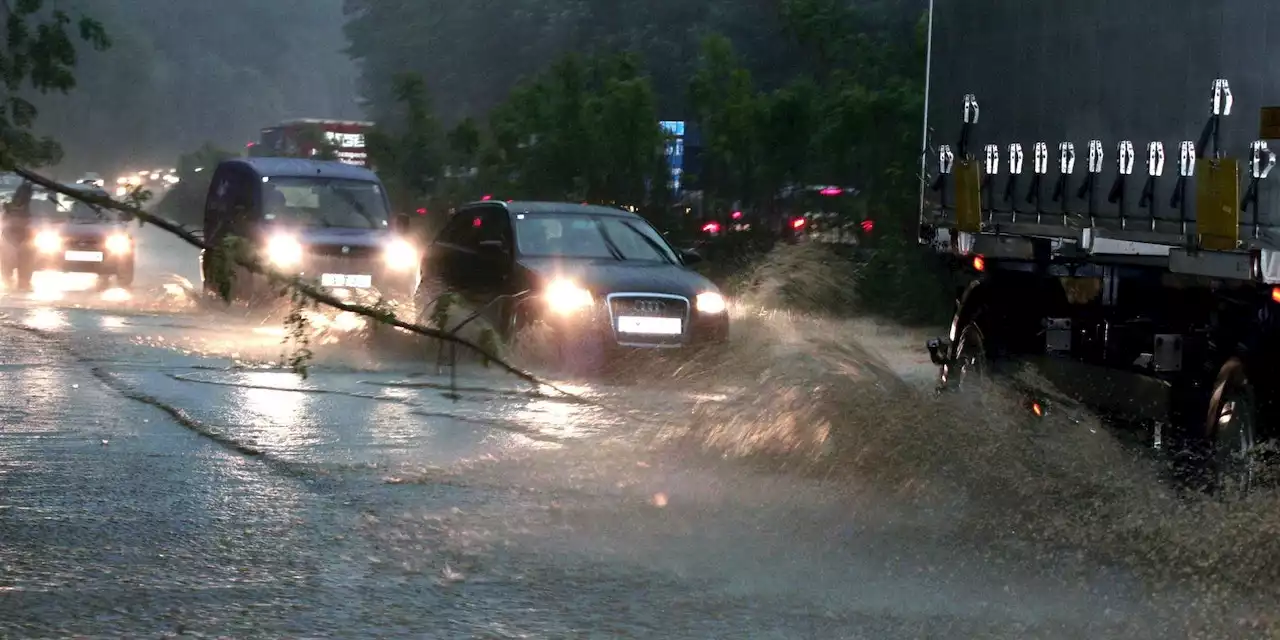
37,220,126,237
517,257,719,298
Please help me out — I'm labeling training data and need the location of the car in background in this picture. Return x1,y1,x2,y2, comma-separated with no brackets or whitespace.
417,200,729,360
199,157,419,304
0,182,134,290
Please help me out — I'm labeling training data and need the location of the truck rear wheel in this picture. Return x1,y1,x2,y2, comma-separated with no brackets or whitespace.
1202,358,1260,495
944,320,989,391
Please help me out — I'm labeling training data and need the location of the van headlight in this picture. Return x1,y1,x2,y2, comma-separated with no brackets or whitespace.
34,230,62,253
105,233,131,254
696,292,727,314
384,238,417,269
267,235,303,267
544,279,593,314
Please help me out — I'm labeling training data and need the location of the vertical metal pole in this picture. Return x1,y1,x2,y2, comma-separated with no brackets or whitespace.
917,0,935,221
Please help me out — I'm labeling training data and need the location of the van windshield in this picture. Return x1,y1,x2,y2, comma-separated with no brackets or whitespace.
29,189,112,222
262,177,389,229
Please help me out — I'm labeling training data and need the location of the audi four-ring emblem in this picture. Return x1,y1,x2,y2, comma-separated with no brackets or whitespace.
634,300,666,313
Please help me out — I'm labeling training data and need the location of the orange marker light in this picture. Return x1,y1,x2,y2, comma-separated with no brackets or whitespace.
1032,402,1043,417
972,255,986,272
1271,286,1280,303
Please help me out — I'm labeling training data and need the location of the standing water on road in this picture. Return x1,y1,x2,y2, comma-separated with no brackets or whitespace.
0,226,1277,637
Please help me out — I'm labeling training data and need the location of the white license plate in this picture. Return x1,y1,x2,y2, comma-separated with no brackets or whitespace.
64,250,104,262
617,316,682,335
321,273,372,288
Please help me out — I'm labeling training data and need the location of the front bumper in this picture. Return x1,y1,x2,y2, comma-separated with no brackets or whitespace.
274,254,419,299
539,293,730,351
27,246,130,274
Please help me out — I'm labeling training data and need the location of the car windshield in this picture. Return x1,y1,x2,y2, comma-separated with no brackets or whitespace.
29,189,110,222
262,177,389,229
513,213,678,263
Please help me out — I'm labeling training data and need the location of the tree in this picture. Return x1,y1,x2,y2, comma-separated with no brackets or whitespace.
0,0,109,169
480,52,668,208
365,73,444,214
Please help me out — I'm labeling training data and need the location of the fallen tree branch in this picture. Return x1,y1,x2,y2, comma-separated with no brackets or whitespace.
12,166,581,400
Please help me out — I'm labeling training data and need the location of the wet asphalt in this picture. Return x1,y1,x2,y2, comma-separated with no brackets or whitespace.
0,225,1266,638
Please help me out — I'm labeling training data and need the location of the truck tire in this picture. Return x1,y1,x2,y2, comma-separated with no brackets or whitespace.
1201,358,1260,495
941,316,991,395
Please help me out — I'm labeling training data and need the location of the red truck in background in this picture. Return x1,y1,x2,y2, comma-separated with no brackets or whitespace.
257,119,374,167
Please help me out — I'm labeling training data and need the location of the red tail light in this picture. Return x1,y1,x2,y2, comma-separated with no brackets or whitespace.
731,211,743,220
791,218,806,229
416,208,427,215
861,219,874,232
481,194,492,201
819,187,842,196
972,255,985,272
702,222,721,233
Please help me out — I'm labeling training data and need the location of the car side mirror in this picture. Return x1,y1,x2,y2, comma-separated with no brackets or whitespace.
477,239,509,258
391,213,411,233
680,249,703,266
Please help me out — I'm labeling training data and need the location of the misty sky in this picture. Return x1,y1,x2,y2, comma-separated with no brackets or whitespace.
34,0,359,178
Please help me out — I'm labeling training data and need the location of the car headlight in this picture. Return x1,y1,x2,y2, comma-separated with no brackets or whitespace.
105,233,131,254
34,230,62,253
544,279,593,314
696,291,727,314
266,235,303,267
384,238,417,270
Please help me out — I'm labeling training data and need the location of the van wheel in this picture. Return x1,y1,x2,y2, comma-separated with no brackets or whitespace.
116,257,135,289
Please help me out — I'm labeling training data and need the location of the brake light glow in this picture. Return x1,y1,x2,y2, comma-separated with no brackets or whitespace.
791,218,806,229
731,211,742,220
472,217,482,227
819,187,842,196
861,219,874,232
702,222,721,233
973,255,986,272
481,194,492,201
1272,287,1280,303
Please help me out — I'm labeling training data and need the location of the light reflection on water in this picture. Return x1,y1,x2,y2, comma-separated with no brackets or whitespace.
231,371,324,456
23,308,67,331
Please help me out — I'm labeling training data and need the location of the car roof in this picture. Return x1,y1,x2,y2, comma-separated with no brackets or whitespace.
464,200,636,218
37,183,107,196
223,157,381,182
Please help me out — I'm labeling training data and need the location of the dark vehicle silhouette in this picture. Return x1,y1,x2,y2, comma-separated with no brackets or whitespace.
200,157,419,303
418,201,729,356
0,182,134,290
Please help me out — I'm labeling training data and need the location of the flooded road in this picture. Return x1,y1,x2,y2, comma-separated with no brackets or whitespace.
0,225,1274,637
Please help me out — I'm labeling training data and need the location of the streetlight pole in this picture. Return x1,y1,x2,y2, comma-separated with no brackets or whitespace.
917,0,935,231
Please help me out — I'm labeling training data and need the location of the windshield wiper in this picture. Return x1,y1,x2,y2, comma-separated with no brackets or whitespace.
325,184,377,228
618,221,675,264
592,219,626,261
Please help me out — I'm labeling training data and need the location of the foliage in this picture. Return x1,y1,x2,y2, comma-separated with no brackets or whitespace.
341,0,816,122
365,73,444,214
0,0,109,169
476,52,670,207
